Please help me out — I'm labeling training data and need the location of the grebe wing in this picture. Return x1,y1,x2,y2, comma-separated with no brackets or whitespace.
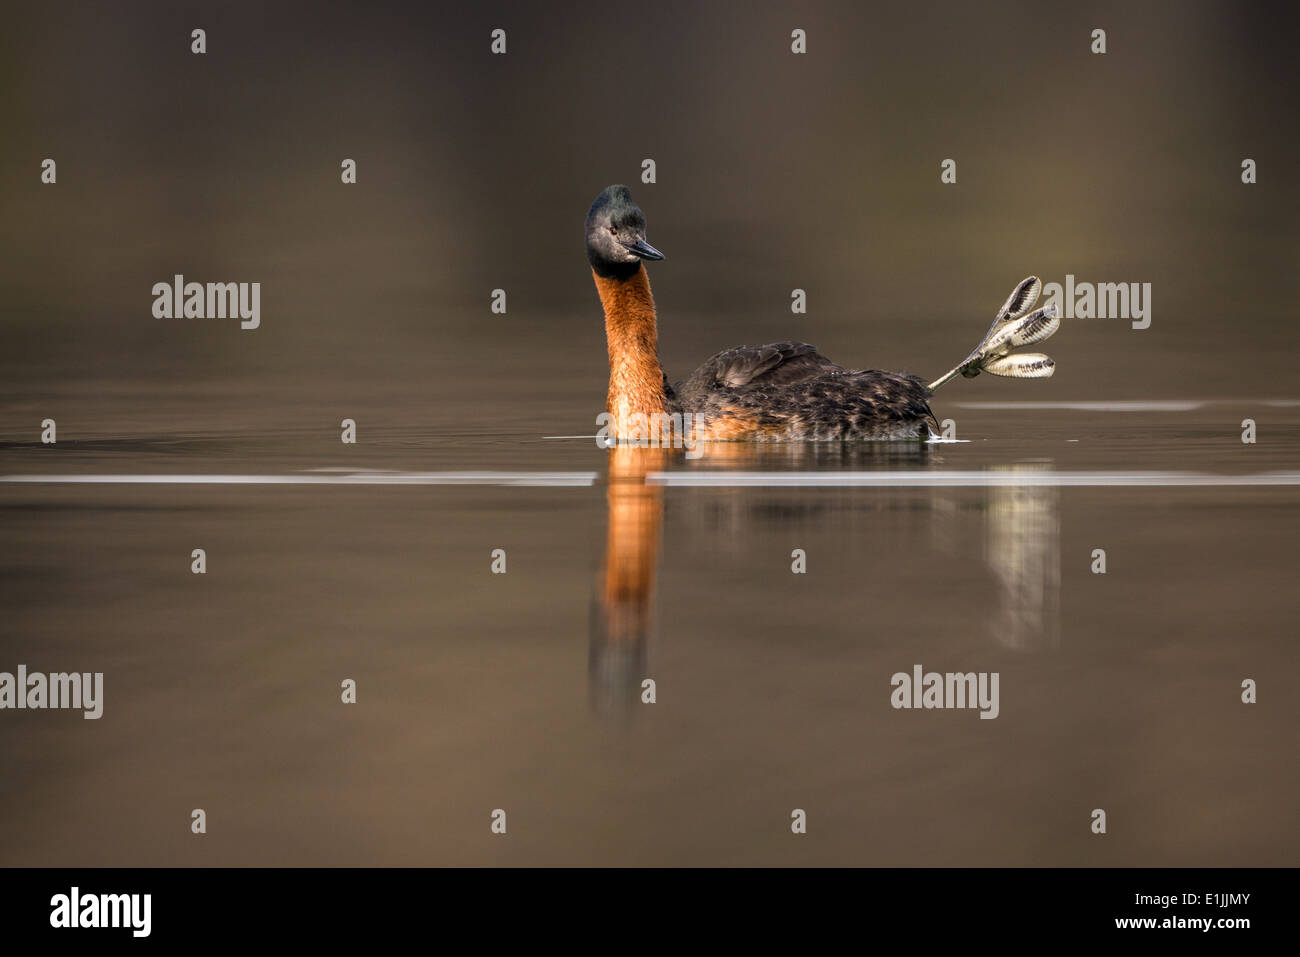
679,341,843,392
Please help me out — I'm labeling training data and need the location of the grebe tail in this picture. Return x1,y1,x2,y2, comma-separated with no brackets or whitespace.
928,276,1061,392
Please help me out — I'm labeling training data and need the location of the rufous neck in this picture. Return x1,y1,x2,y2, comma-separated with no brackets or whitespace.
594,265,669,432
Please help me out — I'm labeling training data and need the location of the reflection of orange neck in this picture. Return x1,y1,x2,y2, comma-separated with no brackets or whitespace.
600,446,667,639
594,266,669,435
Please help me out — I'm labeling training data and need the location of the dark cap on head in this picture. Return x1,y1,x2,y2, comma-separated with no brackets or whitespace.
586,185,664,280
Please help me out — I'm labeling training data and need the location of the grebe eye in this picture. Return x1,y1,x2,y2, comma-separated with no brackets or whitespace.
609,226,617,235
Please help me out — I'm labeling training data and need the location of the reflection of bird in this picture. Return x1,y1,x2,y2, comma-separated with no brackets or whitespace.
984,468,1062,653
586,185,1060,441
589,446,667,714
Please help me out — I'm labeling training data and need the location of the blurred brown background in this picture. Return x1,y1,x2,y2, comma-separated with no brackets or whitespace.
1,0,1297,438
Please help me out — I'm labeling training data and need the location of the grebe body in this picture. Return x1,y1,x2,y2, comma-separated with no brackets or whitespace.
586,185,1058,443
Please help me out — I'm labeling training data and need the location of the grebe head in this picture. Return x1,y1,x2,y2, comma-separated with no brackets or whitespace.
586,185,664,279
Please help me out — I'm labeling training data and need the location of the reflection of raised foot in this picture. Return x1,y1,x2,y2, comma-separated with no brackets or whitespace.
929,276,1061,392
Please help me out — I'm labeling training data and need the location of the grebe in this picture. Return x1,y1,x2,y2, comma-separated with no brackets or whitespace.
587,185,1060,442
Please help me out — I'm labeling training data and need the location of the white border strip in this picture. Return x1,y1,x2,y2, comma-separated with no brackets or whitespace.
648,471,1300,487
952,399,1300,411
2,471,1298,489
0,472,598,487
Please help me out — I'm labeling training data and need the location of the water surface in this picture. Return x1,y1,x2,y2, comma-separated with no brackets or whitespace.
2,402,1295,866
